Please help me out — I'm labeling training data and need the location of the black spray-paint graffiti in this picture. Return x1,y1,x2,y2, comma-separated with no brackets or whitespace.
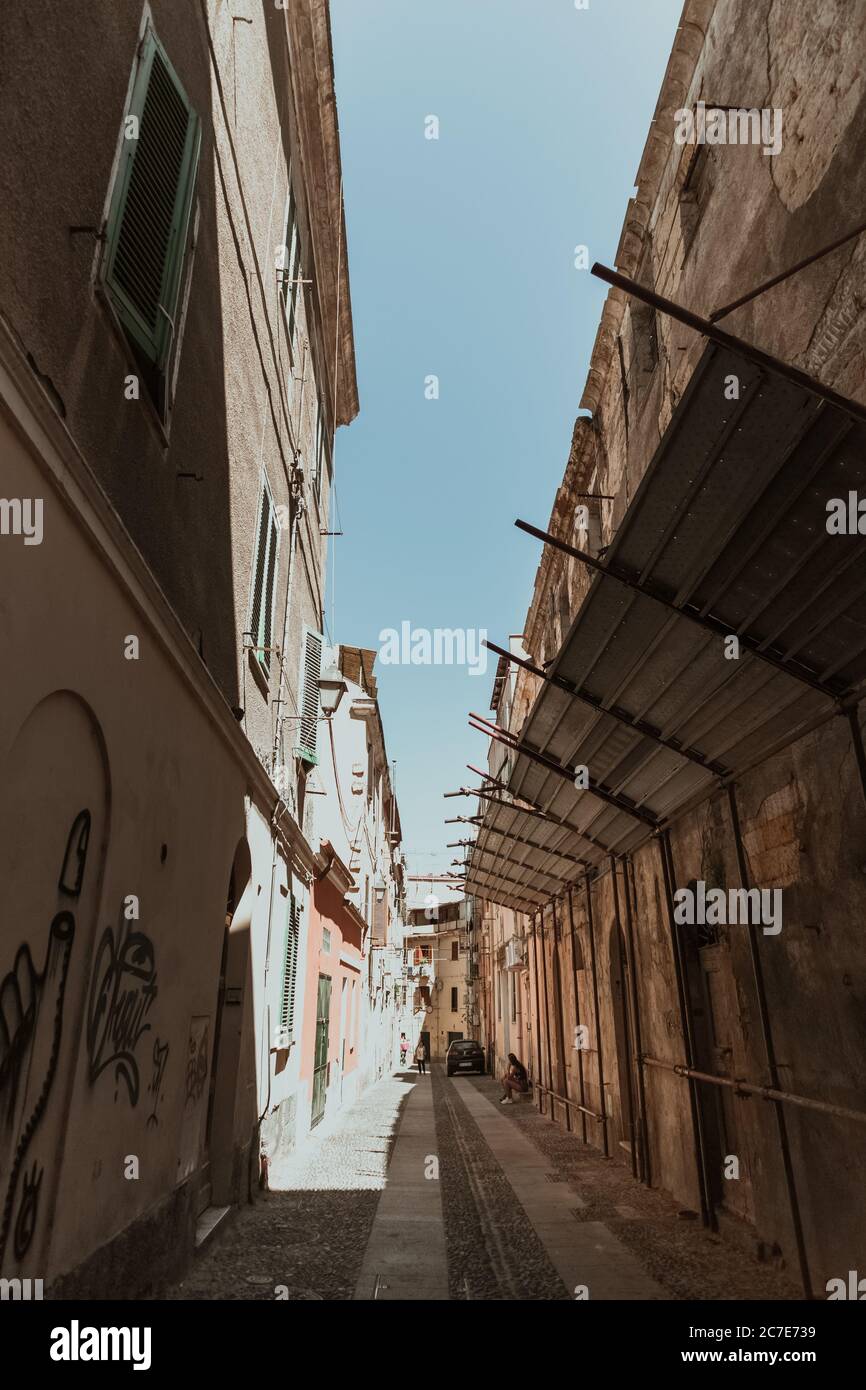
185,1022,209,1108
146,1038,170,1129
0,810,88,1265
86,914,158,1107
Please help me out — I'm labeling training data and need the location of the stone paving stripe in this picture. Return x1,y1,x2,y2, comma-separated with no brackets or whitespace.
353,1077,449,1301
452,1079,667,1300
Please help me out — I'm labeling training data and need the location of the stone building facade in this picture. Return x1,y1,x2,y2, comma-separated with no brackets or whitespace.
405,901,472,1061
469,0,866,1298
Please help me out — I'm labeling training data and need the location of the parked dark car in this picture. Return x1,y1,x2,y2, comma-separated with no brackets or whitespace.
446,1039,485,1077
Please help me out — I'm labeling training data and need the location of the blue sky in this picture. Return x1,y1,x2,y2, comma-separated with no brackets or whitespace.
327,0,683,888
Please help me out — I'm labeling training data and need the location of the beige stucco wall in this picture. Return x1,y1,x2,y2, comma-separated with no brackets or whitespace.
0,345,312,1291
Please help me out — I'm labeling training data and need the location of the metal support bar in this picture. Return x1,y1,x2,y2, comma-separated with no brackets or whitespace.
534,1083,607,1124
515,519,844,701
453,785,621,859
469,712,659,828
623,856,651,1186
566,888,589,1143
551,900,573,1132
484,638,729,777
477,821,586,868
611,856,639,1181
641,1056,866,1126
467,860,548,905
657,832,714,1228
590,261,866,426
468,842,569,892
584,872,609,1157
531,915,544,1107
709,218,866,322
727,784,812,1298
539,909,555,1110
466,763,511,794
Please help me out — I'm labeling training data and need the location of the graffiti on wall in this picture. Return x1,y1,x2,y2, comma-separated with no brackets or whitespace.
85,912,160,1108
185,1019,209,1109
0,811,89,1264
146,1038,170,1129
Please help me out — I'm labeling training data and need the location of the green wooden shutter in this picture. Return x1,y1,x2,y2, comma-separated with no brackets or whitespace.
280,896,300,1036
250,488,279,675
296,628,323,764
280,182,302,357
103,27,200,373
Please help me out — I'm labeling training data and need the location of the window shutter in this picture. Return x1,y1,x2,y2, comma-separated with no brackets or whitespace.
250,488,279,675
280,184,303,356
280,896,300,1035
296,628,323,764
103,28,200,374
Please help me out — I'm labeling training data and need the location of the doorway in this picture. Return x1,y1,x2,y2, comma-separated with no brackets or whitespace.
311,974,332,1128
206,840,252,1206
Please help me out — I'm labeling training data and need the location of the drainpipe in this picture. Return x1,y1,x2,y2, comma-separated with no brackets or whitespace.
726,784,812,1298
610,857,638,1179
657,830,713,1228
566,887,588,1143
624,856,651,1186
551,898,572,1133
539,908,555,1116
584,872,608,1157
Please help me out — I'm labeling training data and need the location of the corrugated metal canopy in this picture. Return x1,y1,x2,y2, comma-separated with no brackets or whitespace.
468,343,866,910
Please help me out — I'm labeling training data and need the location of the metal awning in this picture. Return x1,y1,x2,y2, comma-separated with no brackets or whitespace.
467,341,866,910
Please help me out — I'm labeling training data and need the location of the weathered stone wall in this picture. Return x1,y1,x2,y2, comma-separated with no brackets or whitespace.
508,0,866,1292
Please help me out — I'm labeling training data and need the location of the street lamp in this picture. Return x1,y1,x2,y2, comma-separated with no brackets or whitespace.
318,664,347,718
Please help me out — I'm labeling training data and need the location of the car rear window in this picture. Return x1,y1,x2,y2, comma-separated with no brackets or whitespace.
450,1041,481,1053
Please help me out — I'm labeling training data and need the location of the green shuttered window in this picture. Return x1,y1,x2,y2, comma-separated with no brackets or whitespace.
250,486,279,677
280,896,301,1036
296,628,323,765
103,27,200,389
280,181,303,359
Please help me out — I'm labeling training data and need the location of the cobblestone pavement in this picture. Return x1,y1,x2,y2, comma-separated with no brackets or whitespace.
465,1073,801,1301
161,1066,802,1301
433,1066,570,1299
163,1075,410,1300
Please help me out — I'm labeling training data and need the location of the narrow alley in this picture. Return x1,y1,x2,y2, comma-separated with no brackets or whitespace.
164,1067,798,1302
1,0,864,1365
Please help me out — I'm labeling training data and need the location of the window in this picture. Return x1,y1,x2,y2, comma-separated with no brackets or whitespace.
102,25,200,416
450,986,458,1013
322,927,331,954
451,939,459,962
314,400,331,500
279,178,303,358
295,627,323,764
280,895,301,1038
249,485,279,678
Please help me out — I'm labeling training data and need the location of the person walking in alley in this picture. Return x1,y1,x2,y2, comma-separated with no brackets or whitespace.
399,1033,408,1068
500,1053,529,1104
414,1038,427,1074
